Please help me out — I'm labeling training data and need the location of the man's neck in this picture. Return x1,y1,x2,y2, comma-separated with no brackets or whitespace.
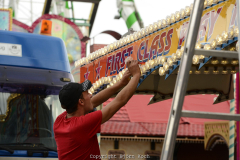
66,110,85,118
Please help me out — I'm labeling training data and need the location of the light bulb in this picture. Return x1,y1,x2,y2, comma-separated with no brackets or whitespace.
116,41,121,48
90,87,94,94
221,31,228,43
148,24,153,33
216,35,223,46
204,0,208,8
176,49,183,59
204,44,211,50
113,78,117,84
119,72,123,79
134,32,139,40
210,39,217,49
166,16,171,25
228,28,234,40
157,56,161,65
234,27,239,37
192,55,200,64
170,13,175,23
141,28,146,37
104,77,108,84
159,67,165,76
231,59,238,65
180,9,185,19
145,26,150,35
199,55,205,63
195,43,202,49
101,48,105,56
160,56,167,64
163,62,169,71
190,3,193,13
207,0,213,6
145,62,150,70
167,57,174,66
175,11,181,21
107,45,112,52
153,22,158,31
137,31,142,39
162,19,167,27
120,38,125,47
140,65,146,75
185,6,191,16
171,53,177,62
130,34,134,42
107,76,112,83
221,59,228,65
181,46,184,53
122,37,127,46
157,20,162,29
126,35,131,44
147,60,153,68
237,41,239,51
116,75,120,81
96,80,100,88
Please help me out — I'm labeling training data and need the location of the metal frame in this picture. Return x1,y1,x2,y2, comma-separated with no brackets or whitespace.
160,1,206,159
182,111,240,121
194,49,239,58
161,0,240,159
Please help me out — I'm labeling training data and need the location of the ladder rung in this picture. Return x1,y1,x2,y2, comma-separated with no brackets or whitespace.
194,49,239,59
181,110,240,121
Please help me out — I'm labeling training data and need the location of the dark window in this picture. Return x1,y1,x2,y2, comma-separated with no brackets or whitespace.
108,150,125,160
145,151,161,160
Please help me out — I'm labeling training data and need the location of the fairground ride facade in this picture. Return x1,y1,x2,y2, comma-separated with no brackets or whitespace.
73,0,240,159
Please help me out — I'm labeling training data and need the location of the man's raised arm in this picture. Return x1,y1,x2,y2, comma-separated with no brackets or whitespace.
91,70,131,108
101,60,140,124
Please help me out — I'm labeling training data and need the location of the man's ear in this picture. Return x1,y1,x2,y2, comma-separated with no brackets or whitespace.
79,99,84,106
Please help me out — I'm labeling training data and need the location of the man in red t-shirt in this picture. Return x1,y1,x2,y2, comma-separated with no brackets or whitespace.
54,60,140,160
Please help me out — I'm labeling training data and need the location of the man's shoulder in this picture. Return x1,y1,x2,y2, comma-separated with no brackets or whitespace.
54,111,67,125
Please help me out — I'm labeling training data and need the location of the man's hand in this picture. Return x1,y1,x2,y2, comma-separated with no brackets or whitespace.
119,69,131,86
127,60,141,77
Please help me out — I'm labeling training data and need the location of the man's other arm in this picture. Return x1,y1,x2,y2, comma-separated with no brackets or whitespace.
91,70,131,108
101,60,140,124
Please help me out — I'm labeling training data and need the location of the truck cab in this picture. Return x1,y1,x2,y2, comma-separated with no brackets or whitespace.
0,30,74,159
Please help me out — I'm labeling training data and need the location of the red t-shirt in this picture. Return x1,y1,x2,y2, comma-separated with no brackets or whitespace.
54,110,102,160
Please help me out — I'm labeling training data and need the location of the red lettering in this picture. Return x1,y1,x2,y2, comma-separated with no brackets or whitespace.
105,56,112,76
111,54,115,73
120,49,127,68
143,39,149,60
197,12,210,41
149,35,160,59
178,22,189,47
137,41,145,62
158,32,166,56
229,3,237,29
165,28,173,51
208,7,222,39
115,52,121,73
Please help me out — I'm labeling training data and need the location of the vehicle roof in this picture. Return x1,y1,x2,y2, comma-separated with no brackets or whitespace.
0,30,70,73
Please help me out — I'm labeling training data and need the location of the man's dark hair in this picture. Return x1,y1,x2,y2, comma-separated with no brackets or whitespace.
59,81,92,114
62,94,84,114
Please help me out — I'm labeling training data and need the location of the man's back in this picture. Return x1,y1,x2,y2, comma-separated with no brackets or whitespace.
54,111,102,160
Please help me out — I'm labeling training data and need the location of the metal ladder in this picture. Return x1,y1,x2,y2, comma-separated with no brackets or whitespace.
160,0,240,159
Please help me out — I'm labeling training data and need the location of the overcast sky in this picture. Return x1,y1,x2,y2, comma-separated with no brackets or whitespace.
1,0,194,55
88,0,194,55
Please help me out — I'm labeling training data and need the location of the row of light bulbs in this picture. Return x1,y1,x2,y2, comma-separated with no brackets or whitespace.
75,0,226,68
89,28,238,94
